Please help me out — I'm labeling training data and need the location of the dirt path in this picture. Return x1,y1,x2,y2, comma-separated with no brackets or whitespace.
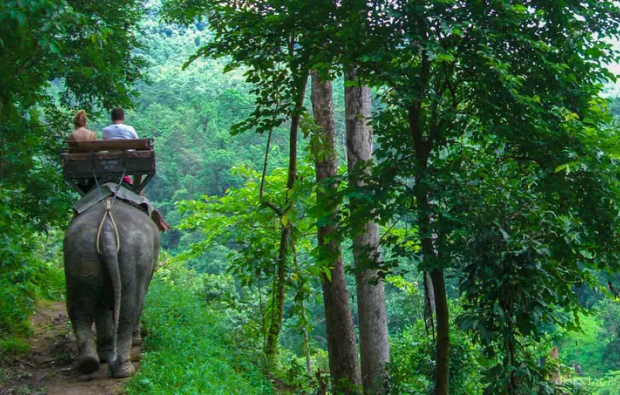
1,301,140,395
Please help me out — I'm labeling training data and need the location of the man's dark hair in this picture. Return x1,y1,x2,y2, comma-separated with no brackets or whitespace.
111,108,125,122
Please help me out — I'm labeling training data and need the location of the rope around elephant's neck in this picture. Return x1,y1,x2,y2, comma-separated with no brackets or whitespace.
96,198,120,254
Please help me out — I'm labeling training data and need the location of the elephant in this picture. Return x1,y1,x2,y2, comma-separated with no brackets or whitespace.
63,197,159,378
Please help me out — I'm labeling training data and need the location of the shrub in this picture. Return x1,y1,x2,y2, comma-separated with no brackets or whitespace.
389,318,484,395
0,198,65,340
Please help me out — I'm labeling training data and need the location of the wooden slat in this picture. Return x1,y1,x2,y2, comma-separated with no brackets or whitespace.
63,151,156,179
63,151,154,160
68,138,152,152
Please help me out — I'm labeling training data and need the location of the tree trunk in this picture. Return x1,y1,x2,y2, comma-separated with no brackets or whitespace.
302,324,312,375
416,191,449,395
430,269,449,395
407,101,450,395
264,73,309,370
345,69,390,395
294,242,313,375
424,271,436,337
311,72,362,394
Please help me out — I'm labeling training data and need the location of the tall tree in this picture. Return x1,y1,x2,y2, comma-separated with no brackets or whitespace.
264,71,308,368
342,1,620,393
163,0,319,370
311,71,362,393
344,70,389,394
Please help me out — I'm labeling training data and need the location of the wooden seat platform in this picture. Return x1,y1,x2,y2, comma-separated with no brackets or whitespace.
62,139,156,195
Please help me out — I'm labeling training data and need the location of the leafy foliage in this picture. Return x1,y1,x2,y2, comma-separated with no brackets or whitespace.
177,165,321,365
161,0,317,136
1,0,148,225
177,165,317,285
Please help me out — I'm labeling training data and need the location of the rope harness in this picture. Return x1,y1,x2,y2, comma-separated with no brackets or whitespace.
93,169,127,254
96,198,120,254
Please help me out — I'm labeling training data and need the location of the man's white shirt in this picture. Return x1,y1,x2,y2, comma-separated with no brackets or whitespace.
102,124,138,139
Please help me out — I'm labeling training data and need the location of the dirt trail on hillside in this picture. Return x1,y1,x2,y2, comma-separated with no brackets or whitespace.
1,301,140,395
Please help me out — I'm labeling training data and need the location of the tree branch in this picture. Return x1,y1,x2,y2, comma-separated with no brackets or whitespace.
262,200,283,216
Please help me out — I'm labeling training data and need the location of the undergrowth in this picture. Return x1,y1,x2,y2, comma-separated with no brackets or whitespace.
0,211,65,356
127,264,274,394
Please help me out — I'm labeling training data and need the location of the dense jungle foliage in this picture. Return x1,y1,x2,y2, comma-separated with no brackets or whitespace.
3,1,620,394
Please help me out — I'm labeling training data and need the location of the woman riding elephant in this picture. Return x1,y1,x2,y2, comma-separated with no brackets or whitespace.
63,197,159,378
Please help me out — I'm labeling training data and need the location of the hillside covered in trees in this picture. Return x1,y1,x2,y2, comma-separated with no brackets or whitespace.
2,1,620,394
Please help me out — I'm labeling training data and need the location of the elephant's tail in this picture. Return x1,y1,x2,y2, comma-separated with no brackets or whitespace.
97,199,122,367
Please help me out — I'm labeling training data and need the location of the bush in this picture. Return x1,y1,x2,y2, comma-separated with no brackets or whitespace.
0,199,65,340
569,370,620,395
389,318,484,395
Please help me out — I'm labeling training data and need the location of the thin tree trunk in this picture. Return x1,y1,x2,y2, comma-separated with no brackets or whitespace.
294,241,313,375
430,270,449,395
345,69,390,395
302,325,312,375
407,101,450,395
264,73,309,370
416,191,449,395
311,72,362,394
424,271,436,338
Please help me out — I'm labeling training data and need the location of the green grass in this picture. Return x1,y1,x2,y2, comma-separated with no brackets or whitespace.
0,337,30,355
127,276,274,395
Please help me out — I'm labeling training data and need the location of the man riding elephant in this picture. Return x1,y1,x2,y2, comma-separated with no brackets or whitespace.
63,197,159,378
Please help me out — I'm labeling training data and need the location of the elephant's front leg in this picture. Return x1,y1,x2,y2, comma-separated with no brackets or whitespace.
94,305,114,363
67,299,99,374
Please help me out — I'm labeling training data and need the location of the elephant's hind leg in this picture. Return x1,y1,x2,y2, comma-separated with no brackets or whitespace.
108,314,136,378
66,298,99,374
95,305,114,363
132,321,143,346
108,279,141,379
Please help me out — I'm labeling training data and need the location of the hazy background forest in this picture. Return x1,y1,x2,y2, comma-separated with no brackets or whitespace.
3,0,620,394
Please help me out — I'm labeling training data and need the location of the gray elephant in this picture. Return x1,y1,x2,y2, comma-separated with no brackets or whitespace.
63,198,159,378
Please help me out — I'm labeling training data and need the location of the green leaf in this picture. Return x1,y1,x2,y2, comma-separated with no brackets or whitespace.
48,42,59,54
554,163,571,175
16,12,26,27
321,266,332,281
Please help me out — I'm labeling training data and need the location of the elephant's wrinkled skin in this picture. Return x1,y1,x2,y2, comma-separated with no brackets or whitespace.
63,199,159,378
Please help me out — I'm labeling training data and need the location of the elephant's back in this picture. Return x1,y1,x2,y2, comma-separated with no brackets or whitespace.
64,200,160,271
65,200,159,241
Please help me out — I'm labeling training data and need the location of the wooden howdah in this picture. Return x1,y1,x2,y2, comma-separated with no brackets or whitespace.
62,138,156,195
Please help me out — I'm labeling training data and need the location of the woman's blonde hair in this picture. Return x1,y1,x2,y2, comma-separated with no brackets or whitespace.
73,110,87,128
